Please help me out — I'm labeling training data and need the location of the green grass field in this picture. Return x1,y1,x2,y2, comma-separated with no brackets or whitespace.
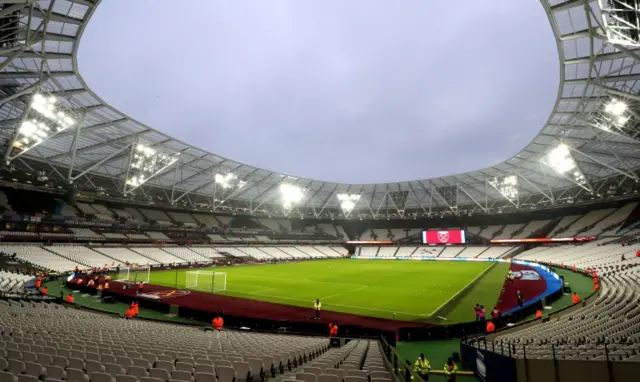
132,259,509,324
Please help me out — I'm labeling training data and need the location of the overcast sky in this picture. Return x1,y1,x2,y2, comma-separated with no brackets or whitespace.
78,0,558,184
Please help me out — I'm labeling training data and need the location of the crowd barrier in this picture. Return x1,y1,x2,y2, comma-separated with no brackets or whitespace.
461,338,640,382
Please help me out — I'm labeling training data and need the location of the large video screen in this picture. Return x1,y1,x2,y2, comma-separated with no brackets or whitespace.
422,229,466,244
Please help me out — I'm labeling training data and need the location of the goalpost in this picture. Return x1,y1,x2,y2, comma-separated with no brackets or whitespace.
185,271,227,293
116,266,151,284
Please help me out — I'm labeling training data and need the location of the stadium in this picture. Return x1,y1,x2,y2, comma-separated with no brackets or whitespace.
0,0,639,381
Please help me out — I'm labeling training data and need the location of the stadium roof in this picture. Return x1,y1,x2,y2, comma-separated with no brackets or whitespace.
0,0,639,219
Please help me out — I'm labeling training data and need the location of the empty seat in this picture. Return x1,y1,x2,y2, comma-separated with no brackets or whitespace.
194,373,217,382
171,370,194,382
91,372,116,382
296,372,317,382
0,372,17,382
318,375,340,382
67,368,89,382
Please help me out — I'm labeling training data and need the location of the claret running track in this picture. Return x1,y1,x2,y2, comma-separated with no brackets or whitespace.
141,259,510,324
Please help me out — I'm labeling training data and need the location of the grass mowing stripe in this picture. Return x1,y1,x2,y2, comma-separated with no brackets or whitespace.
428,262,496,317
322,285,370,300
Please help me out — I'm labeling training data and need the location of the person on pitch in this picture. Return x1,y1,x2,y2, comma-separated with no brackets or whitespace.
314,298,322,320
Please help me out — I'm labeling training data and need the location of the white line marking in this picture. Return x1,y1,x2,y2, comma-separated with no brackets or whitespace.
249,287,276,295
322,285,369,301
427,263,496,317
221,273,362,286
238,290,423,317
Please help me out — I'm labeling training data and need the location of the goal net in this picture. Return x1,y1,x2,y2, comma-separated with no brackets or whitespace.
185,271,227,293
115,266,151,284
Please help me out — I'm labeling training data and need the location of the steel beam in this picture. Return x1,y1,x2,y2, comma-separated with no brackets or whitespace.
70,143,132,182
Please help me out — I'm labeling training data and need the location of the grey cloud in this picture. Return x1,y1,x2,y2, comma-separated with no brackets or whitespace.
79,0,558,184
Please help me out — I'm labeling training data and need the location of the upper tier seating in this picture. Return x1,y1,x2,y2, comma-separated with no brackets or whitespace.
145,232,170,241
139,209,173,226
162,247,211,263
581,202,638,237
512,220,552,239
70,228,104,240
91,204,115,221
189,247,225,259
477,225,504,240
493,224,526,240
93,247,160,266
558,209,616,237
549,215,582,237
130,248,184,264
193,214,218,227
168,211,198,226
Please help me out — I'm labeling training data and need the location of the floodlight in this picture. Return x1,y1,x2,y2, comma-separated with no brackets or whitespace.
542,144,588,186
6,92,78,161
125,143,179,194
214,173,246,189
545,144,575,174
337,193,361,215
280,184,305,210
604,99,627,116
489,175,518,201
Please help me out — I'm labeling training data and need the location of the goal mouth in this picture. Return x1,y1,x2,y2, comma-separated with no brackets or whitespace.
114,266,151,284
185,270,227,293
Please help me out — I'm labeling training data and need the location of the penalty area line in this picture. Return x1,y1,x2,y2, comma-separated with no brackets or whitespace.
321,285,369,301
427,263,496,317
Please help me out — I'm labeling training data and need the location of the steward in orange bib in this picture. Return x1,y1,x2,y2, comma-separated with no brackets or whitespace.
571,292,581,305
65,293,74,304
130,301,139,316
329,322,338,337
486,321,495,334
535,309,543,319
40,286,48,295
212,315,224,331
125,307,135,319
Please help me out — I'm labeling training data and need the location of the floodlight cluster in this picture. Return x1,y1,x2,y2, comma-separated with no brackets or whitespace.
215,173,246,189
31,94,75,128
598,0,640,47
126,144,178,188
280,184,305,210
544,144,586,186
337,193,361,214
13,93,76,152
593,98,630,134
489,175,518,200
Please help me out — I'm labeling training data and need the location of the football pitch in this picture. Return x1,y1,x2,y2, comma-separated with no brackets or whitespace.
143,259,509,324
